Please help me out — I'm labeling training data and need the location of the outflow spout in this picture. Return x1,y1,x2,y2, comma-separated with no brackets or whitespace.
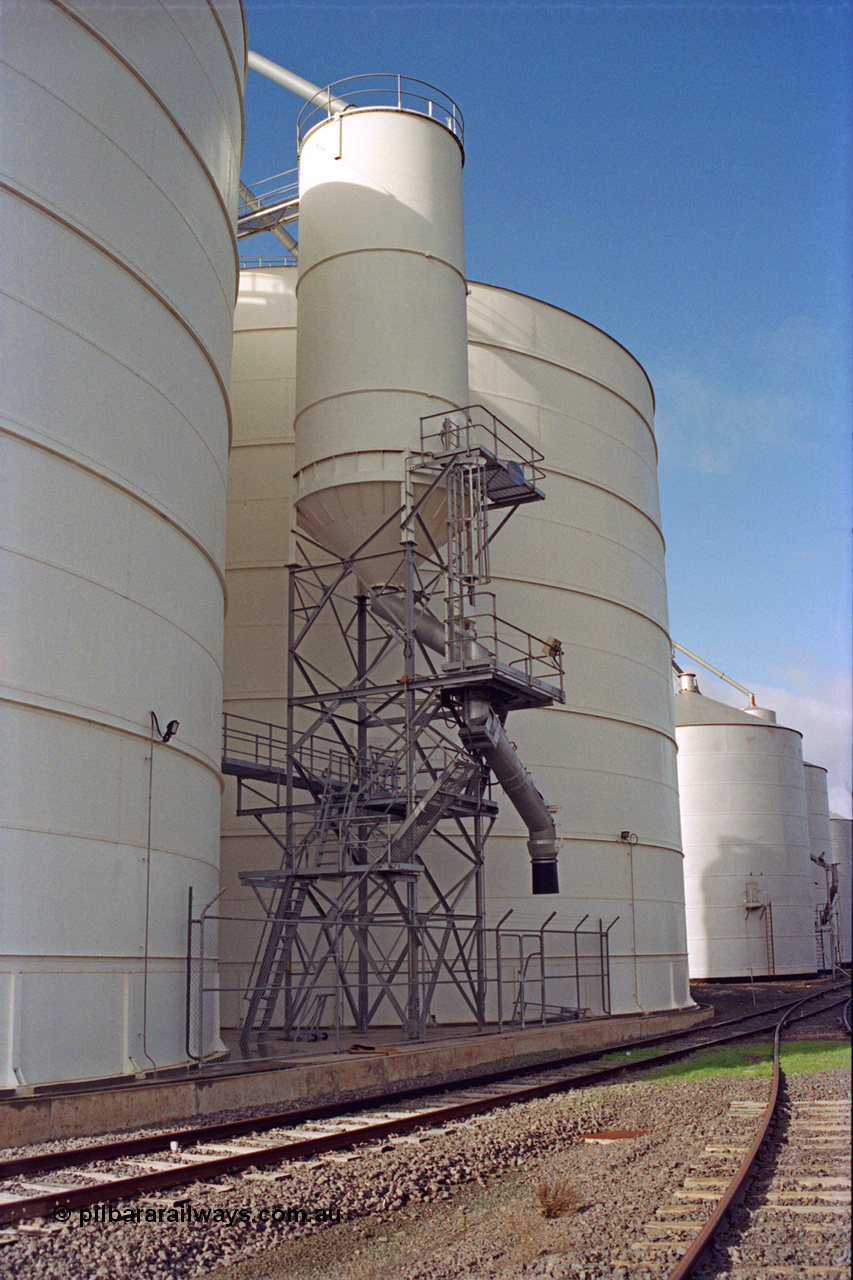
459,696,559,895
370,593,560,894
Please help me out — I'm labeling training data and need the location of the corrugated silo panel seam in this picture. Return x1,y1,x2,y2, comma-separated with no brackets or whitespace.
1,425,228,601
466,279,656,415
0,696,225,788
468,339,657,456
37,0,241,278
489,575,672,639
0,181,234,458
295,248,469,292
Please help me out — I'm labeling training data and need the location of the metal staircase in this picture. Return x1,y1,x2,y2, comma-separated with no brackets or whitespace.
225,404,564,1049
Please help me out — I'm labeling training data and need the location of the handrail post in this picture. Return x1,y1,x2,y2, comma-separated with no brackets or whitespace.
495,909,512,1030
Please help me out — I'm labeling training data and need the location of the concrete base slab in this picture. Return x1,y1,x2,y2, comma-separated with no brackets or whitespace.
0,1004,712,1148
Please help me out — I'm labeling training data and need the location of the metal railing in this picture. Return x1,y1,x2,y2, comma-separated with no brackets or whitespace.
222,712,289,773
494,912,618,1027
420,405,545,489
297,74,463,146
445,592,564,693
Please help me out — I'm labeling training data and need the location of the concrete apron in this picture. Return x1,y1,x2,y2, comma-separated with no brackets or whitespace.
0,1005,712,1148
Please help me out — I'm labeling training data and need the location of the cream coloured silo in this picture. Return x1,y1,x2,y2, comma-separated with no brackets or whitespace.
674,676,815,978
804,763,832,968
293,83,469,558
465,283,690,1015
0,0,244,1085
830,814,852,964
220,265,298,1023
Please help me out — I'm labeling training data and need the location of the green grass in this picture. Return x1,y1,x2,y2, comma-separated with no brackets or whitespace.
598,1039,851,1083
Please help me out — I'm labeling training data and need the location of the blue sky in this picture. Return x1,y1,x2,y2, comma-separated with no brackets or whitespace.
239,0,852,814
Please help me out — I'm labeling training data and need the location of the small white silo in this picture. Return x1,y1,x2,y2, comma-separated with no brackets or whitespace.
830,814,852,964
674,675,815,979
220,265,298,1023
804,763,832,968
465,283,690,1014
293,81,469,557
1,0,245,1084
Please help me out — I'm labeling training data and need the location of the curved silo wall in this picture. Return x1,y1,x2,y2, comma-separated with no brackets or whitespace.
465,283,690,1015
804,763,832,968
830,815,852,964
293,106,468,559
0,0,245,1085
675,688,815,979
220,265,297,1025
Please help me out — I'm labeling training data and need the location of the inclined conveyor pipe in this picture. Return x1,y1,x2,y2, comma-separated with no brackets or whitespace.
371,594,560,894
247,51,350,114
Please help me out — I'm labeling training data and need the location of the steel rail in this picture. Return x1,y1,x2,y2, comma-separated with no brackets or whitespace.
0,984,846,1186
0,985,841,1183
0,989,846,1228
664,989,838,1280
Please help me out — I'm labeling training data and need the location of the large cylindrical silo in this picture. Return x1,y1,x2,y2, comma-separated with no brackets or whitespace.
293,87,469,557
674,676,815,979
0,0,245,1085
465,283,690,1014
220,265,298,1023
804,763,832,968
830,814,852,964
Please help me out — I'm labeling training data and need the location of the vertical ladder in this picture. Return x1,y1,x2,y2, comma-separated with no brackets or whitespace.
764,902,776,976
445,457,489,663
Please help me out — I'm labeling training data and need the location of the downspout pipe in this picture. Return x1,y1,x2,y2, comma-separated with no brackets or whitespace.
371,594,560,894
247,51,351,114
460,696,559,895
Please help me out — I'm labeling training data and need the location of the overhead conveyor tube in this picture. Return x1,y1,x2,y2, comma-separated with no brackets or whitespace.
247,52,350,113
370,594,491,665
371,594,560,894
239,182,298,258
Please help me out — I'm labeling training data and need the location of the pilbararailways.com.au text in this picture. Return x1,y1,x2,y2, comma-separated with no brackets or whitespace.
54,1203,342,1227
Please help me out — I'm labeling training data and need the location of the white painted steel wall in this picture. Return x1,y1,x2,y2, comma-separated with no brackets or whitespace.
465,283,690,1015
293,107,468,557
0,0,245,1085
830,815,852,964
804,763,832,965
674,685,815,979
220,266,298,1024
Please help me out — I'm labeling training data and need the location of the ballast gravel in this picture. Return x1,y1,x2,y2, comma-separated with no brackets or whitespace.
1,1065,848,1279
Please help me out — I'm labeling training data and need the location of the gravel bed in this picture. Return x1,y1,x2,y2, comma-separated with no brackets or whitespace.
3,979,844,1165
0,987,846,1278
0,1067,821,1280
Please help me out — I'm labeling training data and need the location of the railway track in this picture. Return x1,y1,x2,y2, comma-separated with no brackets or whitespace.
620,988,851,1280
0,983,847,1238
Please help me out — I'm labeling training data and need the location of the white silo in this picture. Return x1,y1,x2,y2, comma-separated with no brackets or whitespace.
830,814,852,964
220,265,298,1024
292,80,469,557
0,0,245,1085
465,284,690,1014
220,273,692,1018
804,763,833,968
674,675,815,979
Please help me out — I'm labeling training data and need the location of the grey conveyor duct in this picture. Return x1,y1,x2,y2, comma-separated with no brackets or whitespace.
371,595,560,894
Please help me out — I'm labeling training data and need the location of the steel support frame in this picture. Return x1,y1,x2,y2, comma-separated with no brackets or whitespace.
238,453,497,1050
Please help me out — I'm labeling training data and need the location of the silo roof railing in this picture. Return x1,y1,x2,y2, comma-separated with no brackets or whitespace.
297,74,464,147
